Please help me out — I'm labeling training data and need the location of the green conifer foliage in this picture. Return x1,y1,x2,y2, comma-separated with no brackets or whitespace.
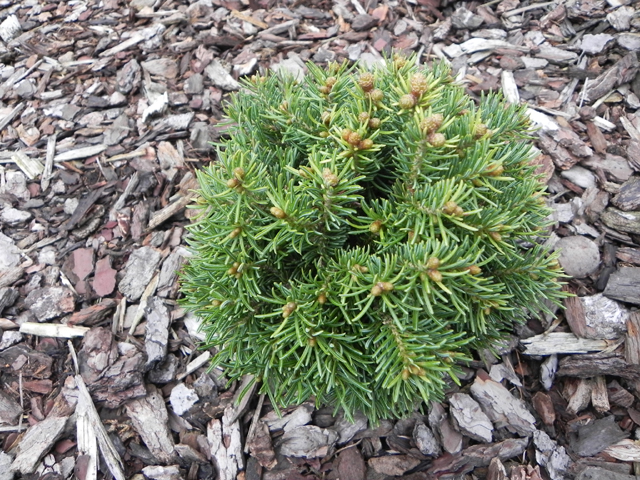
180,56,566,423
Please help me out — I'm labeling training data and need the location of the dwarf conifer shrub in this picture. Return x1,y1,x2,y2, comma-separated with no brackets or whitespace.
180,56,565,423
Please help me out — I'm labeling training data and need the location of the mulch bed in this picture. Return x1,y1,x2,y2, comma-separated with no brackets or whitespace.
1,0,640,479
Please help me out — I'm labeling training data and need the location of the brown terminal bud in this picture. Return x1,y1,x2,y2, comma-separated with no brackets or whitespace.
319,85,330,95
426,257,440,270
410,73,429,97
442,201,458,215
369,220,382,234
428,132,446,147
233,167,245,180
322,168,339,187
212,300,222,307
282,301,297,318
486,163,504,177
358,138,373,150
489,231,502,242
270,206,286,219
368,89,384,103
308,337,317,347
319,131,329,138
380,282,394,292
474,123,488,138
227,178,240,189
371,284,383,296
401,368,411,381
409,365,425,376
453,206,464,217
368,117,381,129
399,94,416,109
358,72,375,92
317,293,327,305
321,111,331,125
468,265,482,275
358,111,370,123
428,269,443,283
229,227,242,239
325,76,337,88
342,128,352,141
347,131,362,146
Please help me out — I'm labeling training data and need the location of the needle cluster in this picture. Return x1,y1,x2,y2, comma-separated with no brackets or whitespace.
180,55,566,423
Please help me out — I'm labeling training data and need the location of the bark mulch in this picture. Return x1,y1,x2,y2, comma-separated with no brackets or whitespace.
1,0,640,479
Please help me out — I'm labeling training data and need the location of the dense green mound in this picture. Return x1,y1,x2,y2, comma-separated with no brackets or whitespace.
180,56,565,422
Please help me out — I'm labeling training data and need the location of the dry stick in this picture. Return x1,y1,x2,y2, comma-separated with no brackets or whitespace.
244,394,266,454
502,1,556,17
128,272,160,336
41,133,57,192
350,0,367,15
68,341,126,480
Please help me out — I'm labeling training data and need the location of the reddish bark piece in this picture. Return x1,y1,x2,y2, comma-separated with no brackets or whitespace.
68,299,117,326
368,455,420,476
72,248,94,281
337,447,365,480
92,257,117,297
532,392,556,426
22,379,53,395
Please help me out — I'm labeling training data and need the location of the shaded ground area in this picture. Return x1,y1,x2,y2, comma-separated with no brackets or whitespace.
1,0,640,479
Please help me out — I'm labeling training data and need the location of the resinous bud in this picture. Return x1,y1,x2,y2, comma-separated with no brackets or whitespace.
270,206,286,219
399,94,416,109
426,257,440,270
369,220,382,234
233,167,245,179
322,168,339,187
428,269,443,282
442,201,458,215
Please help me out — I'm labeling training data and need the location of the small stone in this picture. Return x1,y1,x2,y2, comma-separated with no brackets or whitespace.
0,287,18,315
169,383,199,416
0,451,13,480
608,6,635,31
64,197,79,215
24,287,75,322
141,58,178,79
184,73,204,94
618,33,640,51
449,393,493,443
534,430,573,480
351,14,379,31
581,294,629,339
204,59,240,91
451,7,483,30
0,208,32,226
0,14,22,43
0,389,22,425
555,236,600,278
580,34,615,54
118,247,162,301
560,166,596,189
